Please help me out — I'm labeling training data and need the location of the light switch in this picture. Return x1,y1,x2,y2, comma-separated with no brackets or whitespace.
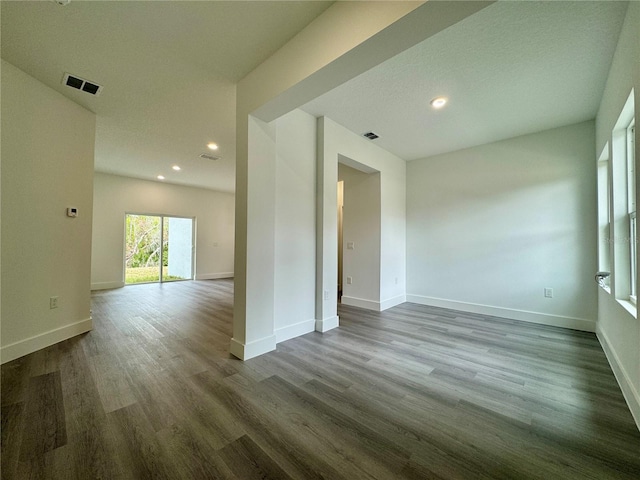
347,242,354,250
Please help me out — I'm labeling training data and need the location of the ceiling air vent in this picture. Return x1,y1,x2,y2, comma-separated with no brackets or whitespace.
199,153,220,161
62,73,103,96
363,132,379,140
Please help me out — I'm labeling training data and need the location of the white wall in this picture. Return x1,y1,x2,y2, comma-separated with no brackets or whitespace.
407,121,598,331
319,117,406,313
339,164,381,306
1,61,96,363
274,110,317,342
91,173,234,289
594,1,640,429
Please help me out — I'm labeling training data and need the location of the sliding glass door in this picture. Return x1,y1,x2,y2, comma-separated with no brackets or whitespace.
125,214,194,285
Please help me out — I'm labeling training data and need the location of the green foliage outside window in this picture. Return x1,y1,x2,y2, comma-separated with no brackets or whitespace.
125,215,169,269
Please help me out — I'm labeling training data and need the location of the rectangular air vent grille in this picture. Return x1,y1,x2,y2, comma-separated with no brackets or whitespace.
199,153,220,161
62,73,103,96
363,132,379,140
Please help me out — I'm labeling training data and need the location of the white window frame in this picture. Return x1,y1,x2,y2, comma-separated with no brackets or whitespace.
611,89,635,314
597,144,611,291
628,120,636,304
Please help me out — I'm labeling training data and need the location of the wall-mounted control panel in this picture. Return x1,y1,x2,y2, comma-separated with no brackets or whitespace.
67,207,78,217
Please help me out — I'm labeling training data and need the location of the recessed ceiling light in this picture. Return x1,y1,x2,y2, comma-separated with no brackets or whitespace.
430,96,448,109
172,165,181,171
207,142,219,151
157,175,165,180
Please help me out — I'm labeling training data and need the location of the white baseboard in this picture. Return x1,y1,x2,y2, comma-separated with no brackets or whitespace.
196,272,234,280
229,334,276,361
380,294,406,311
275,319,315,343
316,315,339,333
597,326,640,431
406,294,596,332
341,294,407,312
91,281,124,291
341,296,381,311
1,318,93,364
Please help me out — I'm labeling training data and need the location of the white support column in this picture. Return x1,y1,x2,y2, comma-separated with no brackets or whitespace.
230,115,278,360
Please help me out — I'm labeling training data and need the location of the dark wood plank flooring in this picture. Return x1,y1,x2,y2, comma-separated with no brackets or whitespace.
2,279,640,479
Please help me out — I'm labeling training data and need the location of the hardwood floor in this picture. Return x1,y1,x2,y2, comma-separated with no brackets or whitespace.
2,279,640,479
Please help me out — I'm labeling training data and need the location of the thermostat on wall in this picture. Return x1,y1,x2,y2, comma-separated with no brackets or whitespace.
67,207,78,217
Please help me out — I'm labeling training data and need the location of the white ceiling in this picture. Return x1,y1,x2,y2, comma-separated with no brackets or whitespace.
1,1,629,193
1,0,333,192
302,0,629,161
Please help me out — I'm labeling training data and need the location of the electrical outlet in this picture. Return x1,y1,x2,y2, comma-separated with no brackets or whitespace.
50,296,58,309
324,290,329,301
544,288,553,298
347,276,353,285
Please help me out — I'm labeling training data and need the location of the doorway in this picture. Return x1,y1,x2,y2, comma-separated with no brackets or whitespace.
337,160,381,309
125,214,194,285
